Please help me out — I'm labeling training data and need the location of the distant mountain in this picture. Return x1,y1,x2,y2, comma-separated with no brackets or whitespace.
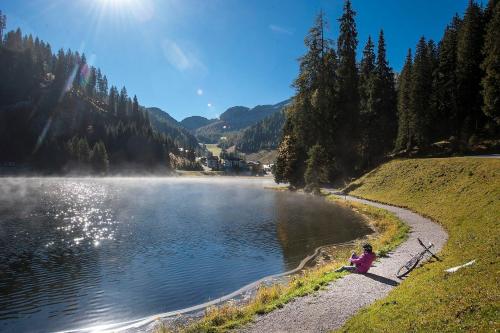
235,110,286,153
220,100,289,130
192,99,290,143
145,107,199,150
180,116,217,131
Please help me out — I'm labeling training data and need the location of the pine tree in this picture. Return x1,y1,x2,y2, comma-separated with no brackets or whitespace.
108,86,118,115
395,49,413,151
336,0,359,173
90,141,109,173
426,39,440,141
410,37,433,147
275,11,335,186
358,36,376,167
118,86,128,119
96,68,103,99
375,30,397,153
304,144,329,193
87,66,97,97
481,0,500,126
358,30,396,167
359,36,375,115
77,137,91,164
456,0,486,139
435,15,461,139
102,75,108,98
132,95,141,124
274,130,303,187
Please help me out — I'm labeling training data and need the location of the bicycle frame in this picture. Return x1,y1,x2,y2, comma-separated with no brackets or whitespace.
396,238,439,278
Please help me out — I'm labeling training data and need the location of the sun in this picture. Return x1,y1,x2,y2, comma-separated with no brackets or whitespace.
91,0,154,24
98,0,137,10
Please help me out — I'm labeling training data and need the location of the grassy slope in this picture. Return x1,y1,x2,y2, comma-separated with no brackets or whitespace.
206,144,222,156
244,149,278,164
339,157,499,332
155,199,408,333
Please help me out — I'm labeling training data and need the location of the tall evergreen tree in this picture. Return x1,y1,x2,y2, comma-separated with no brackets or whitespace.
275,11,338,186
456,0,486,139
395,49,413,151
304,144,328,193
90,141,109,173
435,15,461,139
359,36,375,114
336,0,359,173
118,86,128,119
481,0,500,126
358,36,376,167
410,37,433,147
76,137,91,164
358,30,397,167
108,86,118,115
96,68,103,99
374,30,397,152
87,66,97,97
132,95,141,124
426,39,440,141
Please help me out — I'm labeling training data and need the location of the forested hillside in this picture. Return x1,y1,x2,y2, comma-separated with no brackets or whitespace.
0,12,194,173
192,100,288,144
235,110,285,153
275,0,499,190
145,107,199,150
180,116,216,132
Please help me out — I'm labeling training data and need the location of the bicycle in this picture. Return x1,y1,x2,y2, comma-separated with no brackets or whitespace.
396,238,440,278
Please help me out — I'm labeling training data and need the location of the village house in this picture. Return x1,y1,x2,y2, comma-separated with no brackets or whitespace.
222,156,246,170
206,155,220,170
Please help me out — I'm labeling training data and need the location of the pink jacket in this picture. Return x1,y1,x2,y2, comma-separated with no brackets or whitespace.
350,251,376,273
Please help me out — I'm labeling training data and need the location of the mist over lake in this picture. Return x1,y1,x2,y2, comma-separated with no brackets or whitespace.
0,178,371,332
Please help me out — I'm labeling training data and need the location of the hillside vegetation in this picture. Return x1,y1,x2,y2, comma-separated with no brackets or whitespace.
275,0,500,191
192,101,288,144
0,18,193,173
180,116,216,131
339,157,499,332
235,110,285,153
146,107,199,150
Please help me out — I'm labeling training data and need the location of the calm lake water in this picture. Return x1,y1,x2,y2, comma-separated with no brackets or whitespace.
0,177,371,332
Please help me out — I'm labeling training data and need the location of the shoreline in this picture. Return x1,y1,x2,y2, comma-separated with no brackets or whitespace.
60,241,359,333
55,187,386,333
238,193,447,333
152,192,408,332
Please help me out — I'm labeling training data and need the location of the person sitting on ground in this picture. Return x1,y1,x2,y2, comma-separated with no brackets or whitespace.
335,243,376,273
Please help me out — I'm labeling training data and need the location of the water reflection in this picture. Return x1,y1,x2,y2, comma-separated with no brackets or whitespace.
0,178,370,332
274,193,373,270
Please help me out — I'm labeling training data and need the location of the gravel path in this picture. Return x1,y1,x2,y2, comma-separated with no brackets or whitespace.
238,194,448,333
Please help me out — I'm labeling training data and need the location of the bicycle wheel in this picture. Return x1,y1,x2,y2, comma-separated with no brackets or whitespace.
396,256,420,278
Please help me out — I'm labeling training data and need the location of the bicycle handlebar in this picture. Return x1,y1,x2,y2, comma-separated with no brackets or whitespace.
417,237,433,249
417,237,440,261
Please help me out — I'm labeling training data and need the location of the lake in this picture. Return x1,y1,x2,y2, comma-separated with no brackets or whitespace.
0,177,371,332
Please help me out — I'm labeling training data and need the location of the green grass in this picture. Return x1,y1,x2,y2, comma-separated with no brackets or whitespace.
154,198,409,333
244,149,278,164
338,157,500,333
205,144,222,157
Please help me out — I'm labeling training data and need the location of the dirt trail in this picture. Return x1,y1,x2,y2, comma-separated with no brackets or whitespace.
238,194,448,333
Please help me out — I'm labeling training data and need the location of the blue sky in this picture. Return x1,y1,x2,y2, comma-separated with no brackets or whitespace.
3,0,468,121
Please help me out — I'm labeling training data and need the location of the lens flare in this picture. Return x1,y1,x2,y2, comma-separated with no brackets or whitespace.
93,0,154,23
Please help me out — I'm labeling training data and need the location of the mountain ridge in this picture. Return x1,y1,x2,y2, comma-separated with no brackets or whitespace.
181,99,290,143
